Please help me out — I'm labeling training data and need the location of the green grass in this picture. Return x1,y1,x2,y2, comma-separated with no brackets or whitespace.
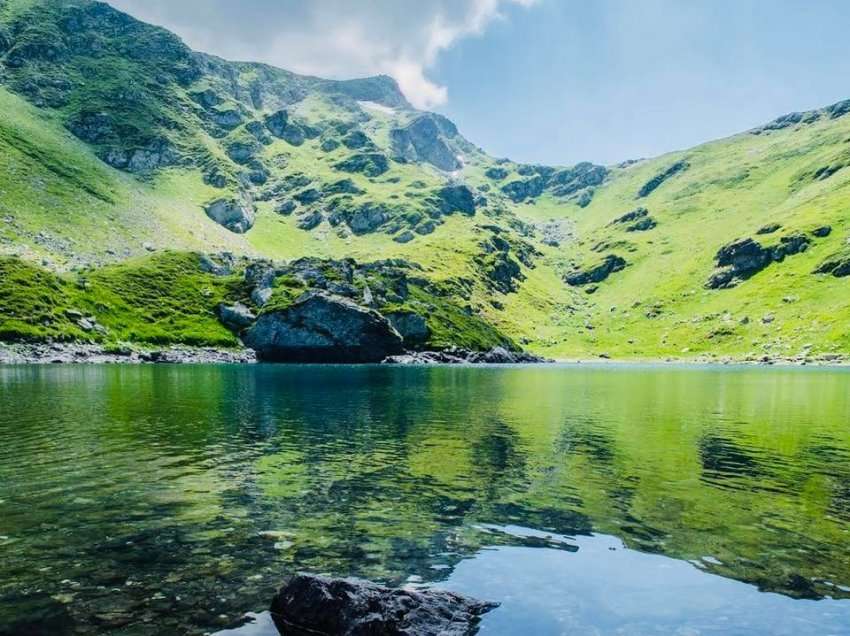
2,0,850,359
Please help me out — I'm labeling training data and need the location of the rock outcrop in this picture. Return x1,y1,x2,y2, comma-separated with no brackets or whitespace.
390,114,462,172
204,197,255,233
706,234,811,289
638,160,689,198
565,254,627,286
270,574,498,636
334,153,390,177
243,291,404,362
814,250,850,277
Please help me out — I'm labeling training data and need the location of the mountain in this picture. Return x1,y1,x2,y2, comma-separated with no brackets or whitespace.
1,0,849,361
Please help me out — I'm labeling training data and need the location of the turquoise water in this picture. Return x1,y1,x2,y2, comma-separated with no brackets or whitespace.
1,364,849,634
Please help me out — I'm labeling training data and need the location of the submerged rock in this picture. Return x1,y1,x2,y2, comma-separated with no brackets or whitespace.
243,291,404,362
270,573,497,636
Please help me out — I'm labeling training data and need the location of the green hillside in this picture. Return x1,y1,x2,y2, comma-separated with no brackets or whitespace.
0,0,848,361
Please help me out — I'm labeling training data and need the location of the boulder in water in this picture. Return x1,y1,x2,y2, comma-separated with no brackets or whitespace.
270,573,498,636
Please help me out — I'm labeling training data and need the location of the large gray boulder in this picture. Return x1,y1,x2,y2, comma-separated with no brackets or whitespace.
270,573,497,636
243,291,404,362
204,197,255,233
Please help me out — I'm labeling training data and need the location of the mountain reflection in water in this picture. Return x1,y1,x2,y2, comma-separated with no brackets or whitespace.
1,363,849,634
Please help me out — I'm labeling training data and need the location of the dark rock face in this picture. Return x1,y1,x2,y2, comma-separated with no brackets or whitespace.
565,254,626,286
342,130,372,149
296,210,323,231
436,185,476,215
812,225,832,237
270,574,497,636
323,179,363,196
501,175,547,203
707,234,811,289
609,206,657,231
293,188,322,205
243,292,405,362
204,197,255,233
814,252,850,277
610,207,648,225
386,311,430,347
334,153,390,177
638,160,689,198
549,162,608,197
217,303,256,331
485,166,509,180
102,139,181,173
274,200,297,215
390,114,461,172
264,110,289,138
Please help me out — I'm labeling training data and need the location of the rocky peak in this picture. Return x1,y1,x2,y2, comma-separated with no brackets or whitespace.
329,74,412,109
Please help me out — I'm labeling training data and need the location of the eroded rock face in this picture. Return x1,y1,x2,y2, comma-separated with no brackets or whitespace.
270,574,497,636
217,303,256,331
264,109,289,138
243,291,404,362
390,114,461,172
204,197,255,233
386,311,430,347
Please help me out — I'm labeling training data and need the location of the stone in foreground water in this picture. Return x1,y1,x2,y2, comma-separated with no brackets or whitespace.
270,574,498,635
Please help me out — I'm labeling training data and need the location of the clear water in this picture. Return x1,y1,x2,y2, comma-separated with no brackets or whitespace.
1,364,849,635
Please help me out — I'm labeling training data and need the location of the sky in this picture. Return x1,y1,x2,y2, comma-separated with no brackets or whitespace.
106,0,850,166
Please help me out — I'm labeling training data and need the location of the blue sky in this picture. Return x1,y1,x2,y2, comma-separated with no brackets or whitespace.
108,0,850,166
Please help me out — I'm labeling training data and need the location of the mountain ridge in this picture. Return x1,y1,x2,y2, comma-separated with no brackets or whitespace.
1,0,849,361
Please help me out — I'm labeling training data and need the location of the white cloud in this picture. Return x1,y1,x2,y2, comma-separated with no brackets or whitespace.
105,0,535,109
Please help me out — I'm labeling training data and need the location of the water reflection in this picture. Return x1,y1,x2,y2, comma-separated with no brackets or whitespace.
1,364,849,634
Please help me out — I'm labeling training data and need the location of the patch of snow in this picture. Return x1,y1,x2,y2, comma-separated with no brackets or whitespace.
358,100,396,115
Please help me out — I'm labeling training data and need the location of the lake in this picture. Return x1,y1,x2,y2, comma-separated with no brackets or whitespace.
1,363,849,635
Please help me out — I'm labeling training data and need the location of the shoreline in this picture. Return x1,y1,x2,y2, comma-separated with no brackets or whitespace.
0,342,847,367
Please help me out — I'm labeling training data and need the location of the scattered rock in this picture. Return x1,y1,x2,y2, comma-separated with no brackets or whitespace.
334,153,390,178
485,166,509,180
756,223,781,235
385,347,548,365
270,574,497,636
393,230,415,244
264,110,289,138
218,303,256,331
243,291,405,362
274,200,297,215
811,225,832,237
204,197,255,234
707,233,811,288
436,185,476,216
296,210,323,231
564,254,627,286
814,251,850,277
638,160,689,198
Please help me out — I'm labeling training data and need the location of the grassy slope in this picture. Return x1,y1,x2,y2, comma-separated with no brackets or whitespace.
510,114,850,360
0,0,848,359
